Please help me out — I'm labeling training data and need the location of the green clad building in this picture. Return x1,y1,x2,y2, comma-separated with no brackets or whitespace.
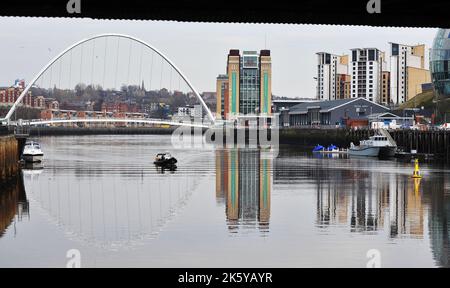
217,49,272,126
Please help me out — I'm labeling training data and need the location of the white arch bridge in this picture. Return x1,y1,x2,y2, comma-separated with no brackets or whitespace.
16,118,209,129
0,33,216,128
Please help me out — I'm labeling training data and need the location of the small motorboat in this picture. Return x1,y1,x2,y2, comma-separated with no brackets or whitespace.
22,141,44,163
326,144,339,152
153,152,177,166
312,144,325,152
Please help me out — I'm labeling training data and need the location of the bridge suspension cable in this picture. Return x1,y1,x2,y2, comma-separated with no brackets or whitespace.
1,33,215,124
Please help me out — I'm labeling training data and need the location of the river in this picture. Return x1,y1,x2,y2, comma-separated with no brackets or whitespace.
0,135,449,267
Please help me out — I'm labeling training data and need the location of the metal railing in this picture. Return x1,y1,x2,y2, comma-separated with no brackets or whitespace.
378,128,397,147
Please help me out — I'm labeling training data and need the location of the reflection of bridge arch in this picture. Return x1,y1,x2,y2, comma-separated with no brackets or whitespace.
2,33,215,124
22,165,202,250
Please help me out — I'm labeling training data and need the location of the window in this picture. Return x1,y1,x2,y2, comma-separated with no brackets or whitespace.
392,43,399,56
325,53,331,64
368,49,375,61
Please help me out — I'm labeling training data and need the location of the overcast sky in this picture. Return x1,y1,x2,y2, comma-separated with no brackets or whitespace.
0,17,437,98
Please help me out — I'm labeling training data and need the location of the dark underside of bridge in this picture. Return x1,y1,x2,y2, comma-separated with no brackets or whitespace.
0,0,449,28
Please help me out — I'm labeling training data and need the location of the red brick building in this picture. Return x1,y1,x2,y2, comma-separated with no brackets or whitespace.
0,87,33,107
101,102,140,113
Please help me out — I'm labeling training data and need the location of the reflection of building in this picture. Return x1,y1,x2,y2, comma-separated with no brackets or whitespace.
427,177,450,267
273,152,450,267
0,177,29,238
388,177,424,237
215,149,271,233
272,155,426,236
314,167,425,237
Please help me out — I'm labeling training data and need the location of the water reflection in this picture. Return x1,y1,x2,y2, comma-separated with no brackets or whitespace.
274,155,450,267
1,135,450,267
155,165,177,174
0,175,29,238
21,158,199,250
215,149,272,235
316,173,425,236
428,178,450,267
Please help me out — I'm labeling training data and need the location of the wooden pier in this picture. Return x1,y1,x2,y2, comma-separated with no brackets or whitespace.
279,127,450,162
0,135,20,181
390,130,450,162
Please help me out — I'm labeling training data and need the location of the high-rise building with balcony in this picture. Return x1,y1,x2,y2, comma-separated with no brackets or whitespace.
349,48,387,103
316,53,349,100
390,43,431,105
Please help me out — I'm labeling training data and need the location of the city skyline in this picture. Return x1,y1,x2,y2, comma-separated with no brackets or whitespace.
0,17,436,98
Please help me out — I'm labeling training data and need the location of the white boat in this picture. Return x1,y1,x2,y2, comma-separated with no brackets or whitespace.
348,134,396,158
22,141,44,163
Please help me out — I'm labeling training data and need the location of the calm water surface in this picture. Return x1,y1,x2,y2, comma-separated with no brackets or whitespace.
0,135,449,267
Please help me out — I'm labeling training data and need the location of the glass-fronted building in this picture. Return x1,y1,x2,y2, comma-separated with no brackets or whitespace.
240,51,260,114
219,49,272,124
430,29,450,99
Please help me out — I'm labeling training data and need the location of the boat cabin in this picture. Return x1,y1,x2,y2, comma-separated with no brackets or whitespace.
360,136,391,147
155,153,172,160
25,141,41,149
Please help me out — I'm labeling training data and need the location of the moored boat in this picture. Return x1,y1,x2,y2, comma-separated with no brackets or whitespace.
22,141,44,163
312,144,325,152
326,144,339,152
348,135,396,158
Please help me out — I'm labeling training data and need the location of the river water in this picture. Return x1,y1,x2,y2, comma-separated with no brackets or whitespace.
0,135,449,267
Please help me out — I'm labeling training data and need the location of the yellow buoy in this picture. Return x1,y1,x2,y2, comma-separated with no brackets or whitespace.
412,158,422,179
